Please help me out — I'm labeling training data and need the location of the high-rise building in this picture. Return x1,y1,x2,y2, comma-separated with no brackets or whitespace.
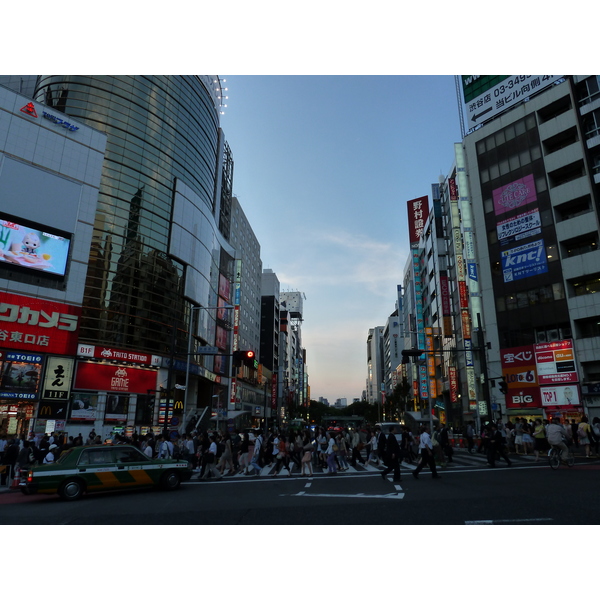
462,76,600,423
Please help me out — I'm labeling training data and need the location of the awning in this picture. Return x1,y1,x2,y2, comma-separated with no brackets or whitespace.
209,410,250,421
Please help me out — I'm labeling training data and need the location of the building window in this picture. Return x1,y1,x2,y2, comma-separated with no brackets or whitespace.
569,275,600,297
561,233,599,258
576,76,600,106
554,195,592,221
575,317,600,338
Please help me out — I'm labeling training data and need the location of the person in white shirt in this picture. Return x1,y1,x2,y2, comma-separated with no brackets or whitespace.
546,418,569,462
201,435,223,480
412,426,441,479
249,431,263,476
43,444,58,464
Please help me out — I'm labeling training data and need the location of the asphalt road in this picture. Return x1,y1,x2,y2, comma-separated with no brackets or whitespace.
1,457,598,525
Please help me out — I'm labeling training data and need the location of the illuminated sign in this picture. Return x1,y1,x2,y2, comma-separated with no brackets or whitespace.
0,214,72,277
0,351,43,400
41,356,75,400
74,362,158,394
0,291,80,354
76,344,160,366
20,102,38,118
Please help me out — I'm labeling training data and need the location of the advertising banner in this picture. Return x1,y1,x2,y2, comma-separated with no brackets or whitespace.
534,340,578,384
70,393,99,421
501,239,548,282
497,208,541,246
449,366,458,403
540,384,581,407
0,350,43,400
105,394,129,421
407,196,429,248
0,291,81,355
493,174,537,217
0,215,72,276
74,362,158,394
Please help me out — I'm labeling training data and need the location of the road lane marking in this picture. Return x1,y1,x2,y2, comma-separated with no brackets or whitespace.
465,518,553,525
284,492,405,500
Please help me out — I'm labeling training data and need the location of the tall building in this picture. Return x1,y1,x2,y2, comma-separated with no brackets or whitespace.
0,83,106,434
463,76,600,423
0,75,270,437
366,326,384,405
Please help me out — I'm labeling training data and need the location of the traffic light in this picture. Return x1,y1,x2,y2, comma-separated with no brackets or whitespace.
498,377,508,395
401,349,424,363
232,350,256,368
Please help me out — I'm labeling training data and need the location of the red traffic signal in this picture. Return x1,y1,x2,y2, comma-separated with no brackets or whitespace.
232,350,256,367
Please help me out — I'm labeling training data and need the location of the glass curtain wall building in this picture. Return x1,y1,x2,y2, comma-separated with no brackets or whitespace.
33,76,236,425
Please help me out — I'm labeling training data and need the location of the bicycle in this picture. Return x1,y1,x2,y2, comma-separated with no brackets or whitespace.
548,445,575,469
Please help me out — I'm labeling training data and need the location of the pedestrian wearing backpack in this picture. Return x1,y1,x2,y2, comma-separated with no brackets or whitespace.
201,435,223,480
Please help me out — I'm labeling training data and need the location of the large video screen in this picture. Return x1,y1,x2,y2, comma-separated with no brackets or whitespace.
0,214,72,277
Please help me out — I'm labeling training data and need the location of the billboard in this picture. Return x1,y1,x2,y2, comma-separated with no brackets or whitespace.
497,208,541,246
0,214,72,277
492,174,537,217
540,384,581,407
501,345,541,409
74,362,158,394
534,340,578,385
462,76,564,128
0,291,81,355
501,239,548,282
0,350,43,400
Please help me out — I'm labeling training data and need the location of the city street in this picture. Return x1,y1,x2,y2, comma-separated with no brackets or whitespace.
1,450,598,525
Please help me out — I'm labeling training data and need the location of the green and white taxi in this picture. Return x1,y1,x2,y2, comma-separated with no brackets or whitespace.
21,444,193,501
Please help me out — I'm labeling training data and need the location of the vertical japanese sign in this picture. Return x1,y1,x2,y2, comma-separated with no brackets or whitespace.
407,196,429,248
41,356,74,400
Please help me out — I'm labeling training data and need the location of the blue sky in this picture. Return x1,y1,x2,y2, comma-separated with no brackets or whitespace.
220,76,463,401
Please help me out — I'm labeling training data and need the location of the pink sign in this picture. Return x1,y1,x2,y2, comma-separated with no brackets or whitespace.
492,174,537,216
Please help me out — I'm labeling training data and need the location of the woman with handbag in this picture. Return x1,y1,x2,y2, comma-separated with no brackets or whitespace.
325,431,338,474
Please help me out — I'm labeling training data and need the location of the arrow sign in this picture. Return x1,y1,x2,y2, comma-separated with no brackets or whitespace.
472,106,493,122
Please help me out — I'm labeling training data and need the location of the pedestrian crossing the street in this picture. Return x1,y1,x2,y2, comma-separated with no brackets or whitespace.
193,448,542,480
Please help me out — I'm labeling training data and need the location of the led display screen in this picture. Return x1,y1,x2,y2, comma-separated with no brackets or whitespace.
0,213,72,277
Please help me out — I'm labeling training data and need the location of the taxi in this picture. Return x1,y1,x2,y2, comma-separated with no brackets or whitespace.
21,444,193,501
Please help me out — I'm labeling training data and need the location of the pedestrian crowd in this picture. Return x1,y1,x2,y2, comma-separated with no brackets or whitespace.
2,414,598,487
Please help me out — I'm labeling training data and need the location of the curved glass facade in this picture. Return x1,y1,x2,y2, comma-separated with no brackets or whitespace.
34,76,228,356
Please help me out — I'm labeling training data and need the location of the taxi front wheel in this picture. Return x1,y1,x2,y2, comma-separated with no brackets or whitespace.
160,471,181,491
59,478,85,501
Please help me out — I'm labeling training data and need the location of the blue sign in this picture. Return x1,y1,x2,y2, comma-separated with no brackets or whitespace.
468,262,478,282
501,239,548,282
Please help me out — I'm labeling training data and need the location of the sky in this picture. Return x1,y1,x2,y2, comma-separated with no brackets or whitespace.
220,75,463,401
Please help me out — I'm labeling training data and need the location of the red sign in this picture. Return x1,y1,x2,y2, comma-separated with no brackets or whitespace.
501,345,541,408
449,366,458,403
74,362,158,394
0,291,81,355
20,102,38,118
407,196,429,248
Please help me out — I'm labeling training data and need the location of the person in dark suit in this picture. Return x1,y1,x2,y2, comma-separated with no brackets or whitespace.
381,426,402,481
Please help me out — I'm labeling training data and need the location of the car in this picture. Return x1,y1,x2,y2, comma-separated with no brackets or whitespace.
20,444,193,501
